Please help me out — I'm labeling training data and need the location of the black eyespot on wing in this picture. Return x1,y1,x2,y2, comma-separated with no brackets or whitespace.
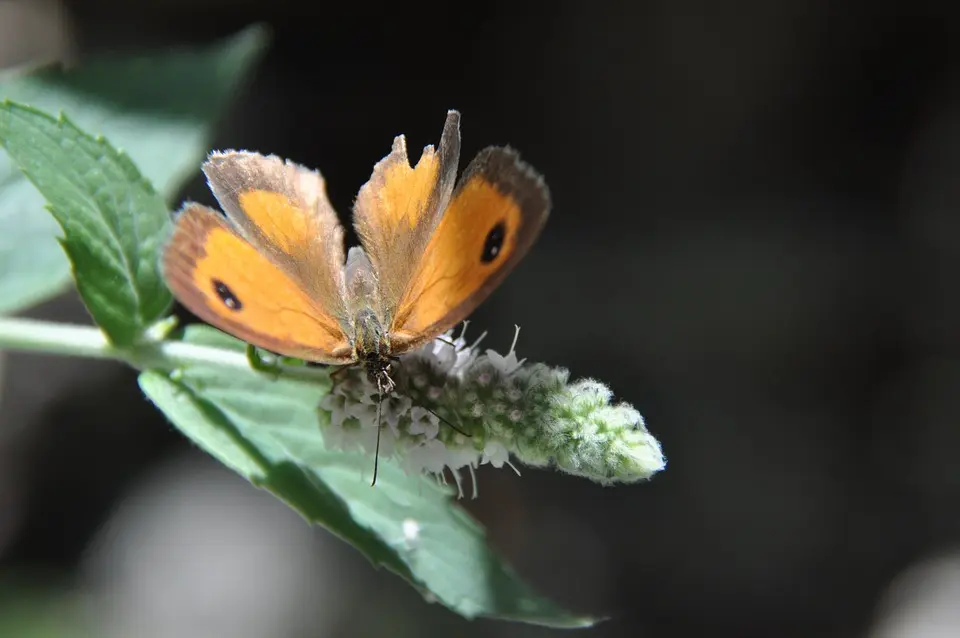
481,220,506,264
212,279,242,311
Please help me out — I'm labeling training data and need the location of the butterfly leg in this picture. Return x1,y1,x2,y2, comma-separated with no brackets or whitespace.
246,344,282,379
421,404,470,437
400,353,472,439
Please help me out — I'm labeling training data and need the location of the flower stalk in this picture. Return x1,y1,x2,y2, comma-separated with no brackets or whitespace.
319,327,666,493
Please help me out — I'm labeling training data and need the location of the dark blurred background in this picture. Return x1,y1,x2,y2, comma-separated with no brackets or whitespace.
2,1,960,636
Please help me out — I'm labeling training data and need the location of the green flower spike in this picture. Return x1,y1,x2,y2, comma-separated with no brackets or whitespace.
319,325,666,495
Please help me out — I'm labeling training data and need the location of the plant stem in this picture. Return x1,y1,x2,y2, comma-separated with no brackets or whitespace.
0,316,331,382
0,317,118,360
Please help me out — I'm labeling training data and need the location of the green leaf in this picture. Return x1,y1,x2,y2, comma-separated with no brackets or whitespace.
0,583,84,638
0,26,267,316
140,325,596,628
0,103,171,345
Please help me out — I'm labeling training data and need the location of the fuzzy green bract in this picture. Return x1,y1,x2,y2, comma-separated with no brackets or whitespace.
0,26,267,319
322,330,665,487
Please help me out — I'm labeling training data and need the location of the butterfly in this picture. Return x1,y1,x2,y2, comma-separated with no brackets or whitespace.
163,110,550,399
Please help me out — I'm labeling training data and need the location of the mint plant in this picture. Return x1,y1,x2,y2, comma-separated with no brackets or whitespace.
0,29,664,628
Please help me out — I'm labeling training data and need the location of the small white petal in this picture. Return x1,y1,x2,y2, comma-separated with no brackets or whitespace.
320,393,350,427
381,394,412,432
402,440,450,474
481,442,510,468
408,406,440,439
485,349,525,375
445,445,481,472
345,401,376,424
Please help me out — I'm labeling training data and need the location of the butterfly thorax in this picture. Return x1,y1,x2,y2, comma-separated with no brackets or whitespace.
352,307,396,393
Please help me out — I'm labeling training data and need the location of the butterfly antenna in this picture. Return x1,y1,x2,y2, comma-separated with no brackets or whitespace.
372,391,382,487
420,404,471,437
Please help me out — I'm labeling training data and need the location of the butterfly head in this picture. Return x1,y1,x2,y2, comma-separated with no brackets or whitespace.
363,354,396,396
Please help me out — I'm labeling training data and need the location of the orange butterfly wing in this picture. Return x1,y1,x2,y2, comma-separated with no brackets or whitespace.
164,204,353,363
202,151,349,324
352,111,461,319
164,117,548,363
163,150,355,363
387,146,550,351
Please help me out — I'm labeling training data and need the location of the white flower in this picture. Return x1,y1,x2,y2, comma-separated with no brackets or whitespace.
403,328,477,378
315,321,664,495
481,441,510,468
345,399,377,426
401,439,450,474
486,325,526,375
427,337,460,373
321,412,370,454
380,393,412,435
319,392,350,428
408,406,439,439
444,446,482,472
